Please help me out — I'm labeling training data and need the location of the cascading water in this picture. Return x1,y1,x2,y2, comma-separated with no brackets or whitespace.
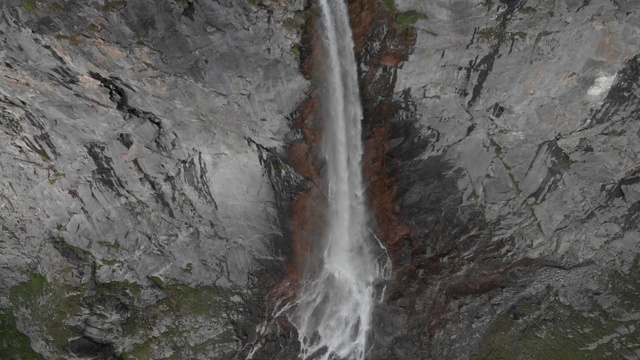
290,1,382,359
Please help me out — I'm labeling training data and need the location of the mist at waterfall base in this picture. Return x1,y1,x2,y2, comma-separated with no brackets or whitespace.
288,1,387,359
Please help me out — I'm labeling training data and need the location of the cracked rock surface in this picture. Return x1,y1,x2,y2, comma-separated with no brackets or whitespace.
367,0,640,359
3,0,640,359
0,0,306,358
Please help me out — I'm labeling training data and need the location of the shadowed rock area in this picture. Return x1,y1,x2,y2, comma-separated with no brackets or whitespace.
372,0,640,358
2,0,640,359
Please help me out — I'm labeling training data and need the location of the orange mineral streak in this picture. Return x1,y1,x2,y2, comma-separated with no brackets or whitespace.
347,0,375,55
363,127,411,259
266,0,417,328
266,14,327,306
348,1,416,262
275,0,417,292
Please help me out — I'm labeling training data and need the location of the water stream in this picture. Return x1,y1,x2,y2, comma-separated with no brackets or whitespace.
290,1,382,359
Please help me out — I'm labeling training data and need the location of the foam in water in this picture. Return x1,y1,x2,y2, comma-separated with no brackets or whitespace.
290,1,382,359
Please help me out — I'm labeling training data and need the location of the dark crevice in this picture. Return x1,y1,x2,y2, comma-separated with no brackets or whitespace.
624,201,640,231
466,27,477,49
490,103,505,118
182,1,196,21
35,132,59,157
620,169,640,187
88,72,129,111
52,66,78,85
69,336,120,360
467,48,499,107
87,143,125,194
52,236,93,266
117,133,133,149
88,71,163,131
248,137,306,213
576,0,591,12
463,0,527,107
42,44,66,65
181,153,218,210
132,159,176,218
524,141,570,204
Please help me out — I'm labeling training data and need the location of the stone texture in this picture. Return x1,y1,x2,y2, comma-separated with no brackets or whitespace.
0,0,306,358
371,0,640,358
3,0,640,359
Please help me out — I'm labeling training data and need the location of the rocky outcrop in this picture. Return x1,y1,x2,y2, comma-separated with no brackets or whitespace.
371,0,640,358
0,0,306,358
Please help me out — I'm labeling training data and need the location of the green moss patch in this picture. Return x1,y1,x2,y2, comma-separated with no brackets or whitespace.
119,283,239,359
48,173,66,185
283,8,313,32
475,264,640,360
86,23,100,32
474,297,637,359
94,280,142,297
10,274,86,354
49,3,66,12
2,225,17,240
100,1,126,11
379,0,427,29
394,10,427,29
476,26,527,44
0,311,44,359
54,34,81,46
559,156,572,169
610,260,640,313
163,284,226,315
8,271,246,359
477,27,502,42
54,236,91,256
24,0,37,12
10,274,46,302
148,275,164,288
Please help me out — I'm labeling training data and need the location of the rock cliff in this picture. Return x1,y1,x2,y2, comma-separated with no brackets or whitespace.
373,0,640,358
0,0,305,358
1,0,640,359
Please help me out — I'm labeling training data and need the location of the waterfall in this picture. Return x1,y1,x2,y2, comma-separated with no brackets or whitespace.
290,1,382,359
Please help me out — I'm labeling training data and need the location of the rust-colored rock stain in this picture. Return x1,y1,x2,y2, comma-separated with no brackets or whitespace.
251,0,426,355
272,0,418,321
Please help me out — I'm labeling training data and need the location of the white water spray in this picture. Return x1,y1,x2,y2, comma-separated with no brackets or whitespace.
290,1,382,359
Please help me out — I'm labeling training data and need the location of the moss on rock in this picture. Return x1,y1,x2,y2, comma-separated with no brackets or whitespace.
9,274,86,355
474,264,640,360
0,310,44,359
379,0,427,29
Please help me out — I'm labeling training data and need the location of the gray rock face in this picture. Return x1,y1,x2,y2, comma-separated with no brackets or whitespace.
371,0,640,358
3,0,640,359
0,0,306,358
